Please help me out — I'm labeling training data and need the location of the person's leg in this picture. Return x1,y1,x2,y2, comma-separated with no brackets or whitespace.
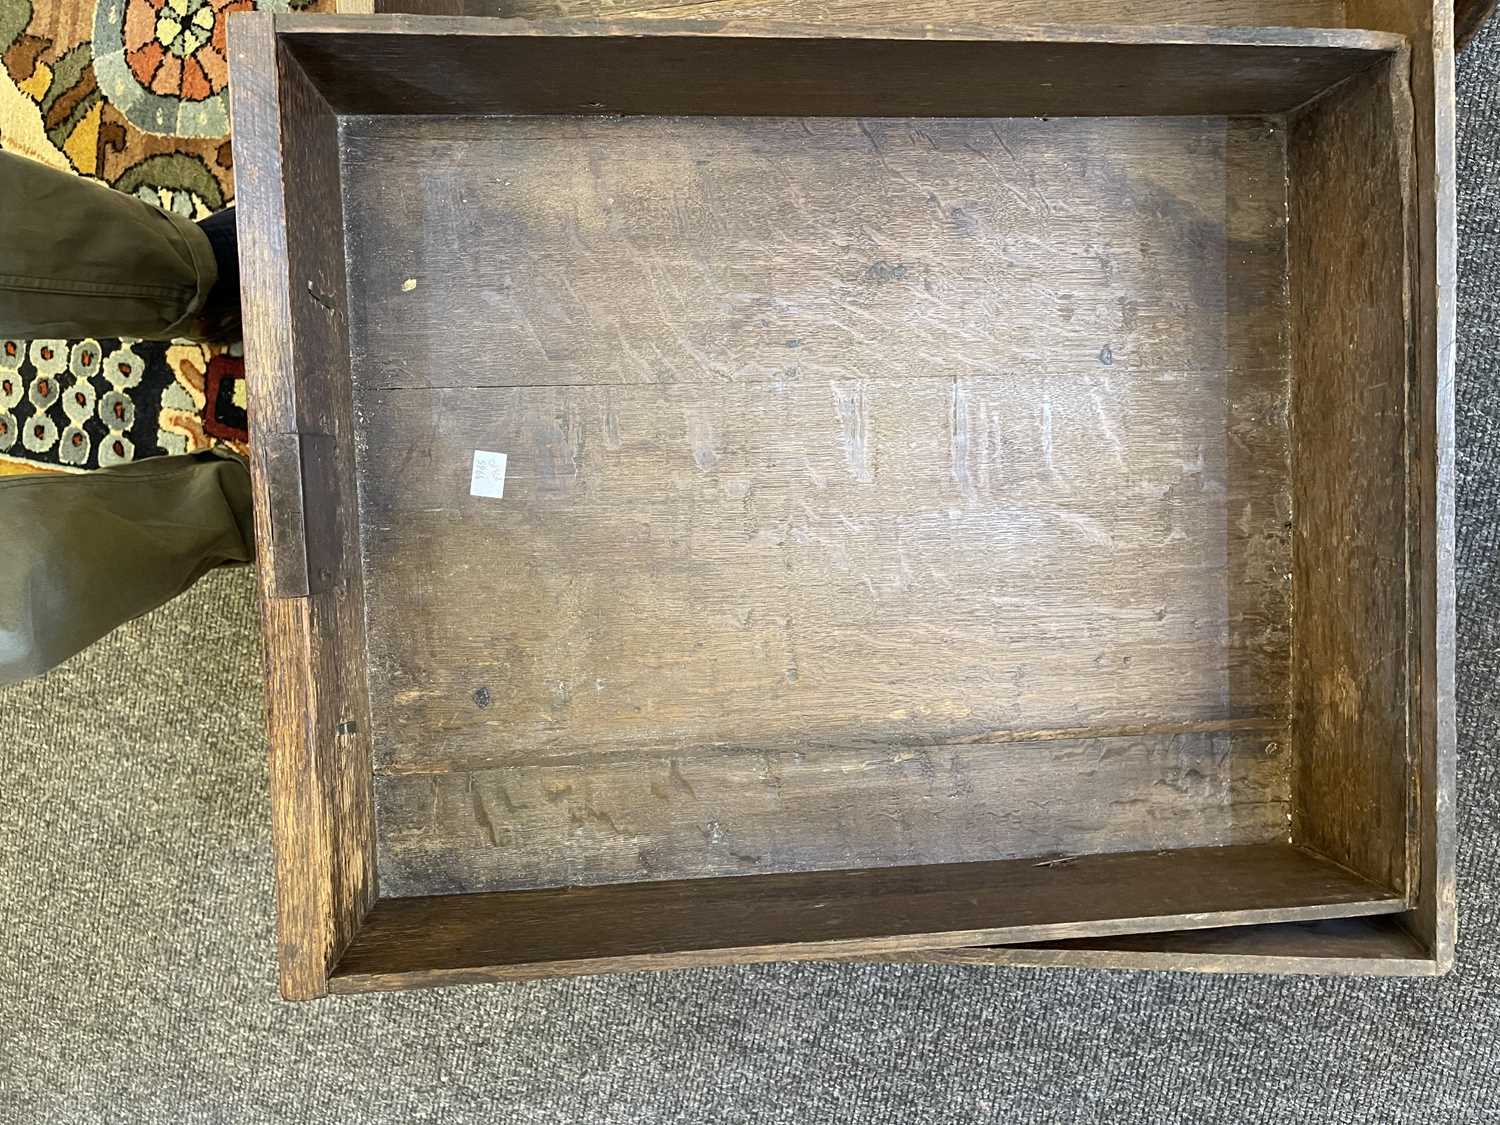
0,150,236,341
195,206,240,342
0,450,254,685
0,151,251,683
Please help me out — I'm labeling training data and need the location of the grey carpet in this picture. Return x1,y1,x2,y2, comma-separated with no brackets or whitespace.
5,25,1500,1125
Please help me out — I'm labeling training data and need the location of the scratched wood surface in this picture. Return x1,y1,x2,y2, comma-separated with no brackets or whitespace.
344,116,1289,388
375,732,1288,894
1287,57,1414,901
337,113,1297,894
356,370,1291,757
254,0,1447,990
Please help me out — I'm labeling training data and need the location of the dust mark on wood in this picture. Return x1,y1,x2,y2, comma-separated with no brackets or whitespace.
376,719,1291,778
864,261,910,284
941,717,1285,747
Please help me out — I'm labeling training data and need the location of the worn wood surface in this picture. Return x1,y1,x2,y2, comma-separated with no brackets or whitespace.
344,115,1289,387
281,16,1400,118
238,8,1453,988
1344,0,1458,973
260,432,316,598
229,13,378,1000
354,372,1292,757
876,914,1438,976
343,107,1299,897
343,109,1293,792
353,0,1348,26
376,732,1289,894
1287,58,1414,904
327,843,1402,991
338,0,1496,47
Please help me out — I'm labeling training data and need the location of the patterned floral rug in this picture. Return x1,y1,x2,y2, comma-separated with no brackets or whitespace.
0,0,319,476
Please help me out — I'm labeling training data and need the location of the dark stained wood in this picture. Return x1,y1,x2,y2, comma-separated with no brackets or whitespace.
233,12,1452,992
1286,58,1414,901
260,432,339,598
261,433,314,599
903,0,1456,976
338,0,1478,110
375,732,1290,894
279,17,1402,118
328,844,1403,991
879,914,1438,975
342,114,1295,829
229,13,379,1000
1343,0,1458,974
342,114,1290,387
356,0,1348,27
354,371,1292,772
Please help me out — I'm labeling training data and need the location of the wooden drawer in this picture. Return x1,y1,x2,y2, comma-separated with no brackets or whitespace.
229,11,1455,998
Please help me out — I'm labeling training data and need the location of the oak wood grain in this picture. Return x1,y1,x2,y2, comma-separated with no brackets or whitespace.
229,12,378,1000
329,843,1402,991
1287,55,1414,907
1455,0,1496,48
1343,0,1457,974
236,10,1451,989
354,368,1292,771
342,114,1289,389
375,731,1289,894
342,111,1295,809
279,16,1401,118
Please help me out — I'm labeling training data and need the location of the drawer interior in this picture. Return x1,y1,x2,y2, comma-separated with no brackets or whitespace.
348,112,1298,896
236,18,1424,989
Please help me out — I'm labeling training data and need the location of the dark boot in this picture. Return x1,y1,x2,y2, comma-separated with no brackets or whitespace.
194,206,241,344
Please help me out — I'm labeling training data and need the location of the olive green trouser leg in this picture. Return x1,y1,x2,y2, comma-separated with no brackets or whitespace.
0,150,253,685
0,150,218,340
0,451,254,684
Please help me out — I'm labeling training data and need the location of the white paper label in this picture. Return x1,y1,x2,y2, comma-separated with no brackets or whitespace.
470,450,508,498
